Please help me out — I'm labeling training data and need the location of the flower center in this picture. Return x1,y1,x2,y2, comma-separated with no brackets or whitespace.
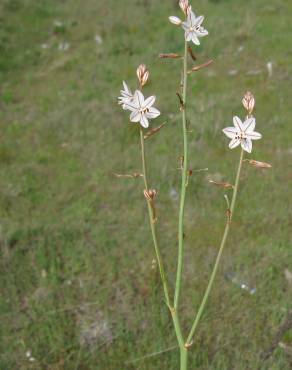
190,25,202,32
235,131,247,141
139,107,149,114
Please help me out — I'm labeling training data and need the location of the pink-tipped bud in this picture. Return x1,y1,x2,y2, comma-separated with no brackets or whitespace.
137,64,149,88
169,16,182,26
143,189,157,201
179,0,189,15
242,91,255,115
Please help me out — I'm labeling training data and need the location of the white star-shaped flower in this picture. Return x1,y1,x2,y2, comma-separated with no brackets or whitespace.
182,8,208,45
169,7,208,45
118,81,135,110
123,90,160,128
223,116,262,153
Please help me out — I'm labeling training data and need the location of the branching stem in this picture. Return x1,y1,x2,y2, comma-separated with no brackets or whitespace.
140,128,187,368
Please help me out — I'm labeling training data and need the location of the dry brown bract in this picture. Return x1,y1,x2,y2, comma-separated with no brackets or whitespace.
244,159,272,169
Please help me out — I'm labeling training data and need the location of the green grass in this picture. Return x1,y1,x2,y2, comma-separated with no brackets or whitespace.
0,0,292,368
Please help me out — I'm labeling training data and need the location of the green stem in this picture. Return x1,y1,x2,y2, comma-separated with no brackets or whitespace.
171,308,188,370
171,308,185,349
139,128,171,308
186,149,244,346
174,41,189,310
180,346,188,370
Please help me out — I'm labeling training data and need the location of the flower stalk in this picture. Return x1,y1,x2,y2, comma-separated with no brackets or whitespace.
174,41,189,311
139,128,171,308
185,148,245,347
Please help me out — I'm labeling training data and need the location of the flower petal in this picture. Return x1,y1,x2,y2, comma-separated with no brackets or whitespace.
185,30,193,41
191,33,200,45
223,127,238,139
233,116,244,131
194,15,204,26
241,138,252,153
246,131,262,140
229,137,241,149
243,117,255,133
181,21,189,31
123,99,139,112
196,27,208,37
122,81,131,95
143,95,156,109
134,90,145,107
140,114,149,128
188,10,197,26
146,107,160,119
130,110,141,123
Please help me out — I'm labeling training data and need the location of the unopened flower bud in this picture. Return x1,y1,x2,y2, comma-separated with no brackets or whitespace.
244,159,272,169
143,189,157,201
159,53,182,59
242,91,255,115
209,180,234,189
137,64,149,88
114,172,143,179
144,123,165,140
179,0,189,15
188,60,213,74
169,16,182,26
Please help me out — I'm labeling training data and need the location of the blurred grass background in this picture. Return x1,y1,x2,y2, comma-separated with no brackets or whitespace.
0,0,291,369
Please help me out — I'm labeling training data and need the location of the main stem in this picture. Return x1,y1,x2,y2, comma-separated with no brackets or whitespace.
174,41,189,311
139,128,171,308
140,129,186,369
186,149,244,346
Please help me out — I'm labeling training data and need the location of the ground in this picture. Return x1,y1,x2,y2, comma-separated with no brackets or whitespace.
0,0,291,369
